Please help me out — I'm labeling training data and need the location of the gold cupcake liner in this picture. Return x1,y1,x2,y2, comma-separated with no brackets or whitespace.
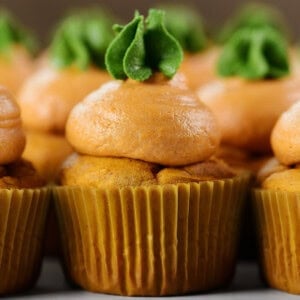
253,189,300,294
0,188,50,295
54,174,249,296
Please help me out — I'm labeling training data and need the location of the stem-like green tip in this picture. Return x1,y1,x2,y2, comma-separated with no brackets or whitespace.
50,8,117,70
217,3,289,44
105,9,183,81
157,4,207,53
217,26,290,80
0,10,37,55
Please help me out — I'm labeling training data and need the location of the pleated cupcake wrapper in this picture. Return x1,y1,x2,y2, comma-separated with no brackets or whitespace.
253,189,300,294
0,188,50,295
54,174,249,296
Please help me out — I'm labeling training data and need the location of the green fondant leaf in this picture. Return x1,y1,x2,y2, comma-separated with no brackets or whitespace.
105,15,146,79
217,26,290,80
124,15,152,81
145,9,183,78
105,9,183,81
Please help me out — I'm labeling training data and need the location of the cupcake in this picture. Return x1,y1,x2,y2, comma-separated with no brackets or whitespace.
253,100,300,294
18,8,117,182
54,9,250,296
199,21,300,260
0,10,36,95
158,4,219,91
0,86,49,295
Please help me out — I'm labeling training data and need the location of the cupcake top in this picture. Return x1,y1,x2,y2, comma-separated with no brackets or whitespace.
18,8,116,133
66,9,220,166
67,79,220,166
271,101,300,166
257,102,300,191
0,86,25,164
198,25,300,154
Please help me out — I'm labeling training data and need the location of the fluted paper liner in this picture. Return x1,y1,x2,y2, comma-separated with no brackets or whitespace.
0,188,50,295
54,174,249,296
253,189,300,294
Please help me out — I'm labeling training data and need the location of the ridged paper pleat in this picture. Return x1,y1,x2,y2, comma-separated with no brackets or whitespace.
0,188,50,295
54,174,249,296
253,189,300,294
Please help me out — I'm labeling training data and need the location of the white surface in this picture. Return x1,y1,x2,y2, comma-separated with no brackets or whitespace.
9,259,299,299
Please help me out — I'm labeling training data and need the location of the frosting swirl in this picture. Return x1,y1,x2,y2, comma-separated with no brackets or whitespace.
66,79,220,166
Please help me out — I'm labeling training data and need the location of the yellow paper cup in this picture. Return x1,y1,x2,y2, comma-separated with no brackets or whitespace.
0,188,50,295
54,174,249,296
253,189,300,294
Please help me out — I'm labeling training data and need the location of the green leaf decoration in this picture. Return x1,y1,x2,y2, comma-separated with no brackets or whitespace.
0,10,37,55
217,26,290,80
145,9,184,77
217,3,289,44
50,9,117,70
105,9,183,81
157,4,206,53
106,13,151,80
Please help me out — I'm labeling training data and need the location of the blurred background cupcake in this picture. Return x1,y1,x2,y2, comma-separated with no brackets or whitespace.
0,86,49,295
17,7,118,257
253,100,300,294
17,8,117,182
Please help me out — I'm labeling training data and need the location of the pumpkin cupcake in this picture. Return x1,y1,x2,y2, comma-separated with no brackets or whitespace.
18,8,116,182
158,4,219,91
0,10,36,95
253,101,300,294
199,21,300,260
54,9,250,296
0,86,49,295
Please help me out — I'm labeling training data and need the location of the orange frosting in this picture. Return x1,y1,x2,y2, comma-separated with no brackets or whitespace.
271,101,300,166
66,79,220,166
18,61,111,133
0,86,25,164
198,76,300,154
